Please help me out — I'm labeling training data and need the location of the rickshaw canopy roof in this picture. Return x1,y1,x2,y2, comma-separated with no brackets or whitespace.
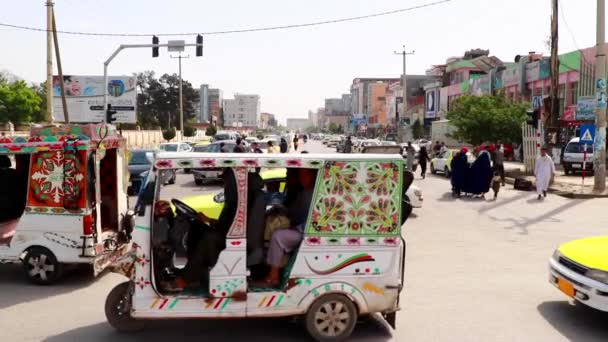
154,152,404,170
0,123,125,154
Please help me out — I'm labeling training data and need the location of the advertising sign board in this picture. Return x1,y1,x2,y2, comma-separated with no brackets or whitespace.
52,75,137,123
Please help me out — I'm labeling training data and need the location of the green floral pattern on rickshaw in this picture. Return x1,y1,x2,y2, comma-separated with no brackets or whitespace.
307,160,402,236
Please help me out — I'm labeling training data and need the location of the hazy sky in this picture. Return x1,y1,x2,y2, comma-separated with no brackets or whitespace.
0,0,601,124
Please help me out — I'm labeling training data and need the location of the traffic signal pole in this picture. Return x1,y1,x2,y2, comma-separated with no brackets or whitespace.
102,42,202,122
594,0,607,191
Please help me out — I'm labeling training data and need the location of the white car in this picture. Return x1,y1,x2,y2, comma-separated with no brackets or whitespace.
354,139,380,153
406,184,423,208
159,142,193,153
430,149,474,177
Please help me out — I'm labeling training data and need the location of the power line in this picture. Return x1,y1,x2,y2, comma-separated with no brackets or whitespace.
0,0,451,37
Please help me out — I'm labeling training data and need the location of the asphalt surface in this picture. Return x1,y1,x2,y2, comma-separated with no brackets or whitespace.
1,141,608,341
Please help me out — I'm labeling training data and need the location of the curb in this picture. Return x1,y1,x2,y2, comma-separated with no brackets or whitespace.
504,176,608,199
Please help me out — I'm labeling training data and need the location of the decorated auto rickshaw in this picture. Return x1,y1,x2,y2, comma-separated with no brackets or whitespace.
0,124,130,284
105,152,410,341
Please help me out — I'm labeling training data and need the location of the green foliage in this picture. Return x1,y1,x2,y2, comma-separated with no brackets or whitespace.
305,126,321,133
205,125,217,137
162,127,176,141
183,125,196,137
0,79,42,124
328,123,339,134
411,119,424,139
134,71,200,129
446,95,528,145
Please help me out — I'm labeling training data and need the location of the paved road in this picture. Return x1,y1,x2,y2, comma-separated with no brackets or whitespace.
1,141,608,341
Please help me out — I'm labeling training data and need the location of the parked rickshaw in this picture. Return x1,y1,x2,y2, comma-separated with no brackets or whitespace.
0,124,131,284
104,152,411,341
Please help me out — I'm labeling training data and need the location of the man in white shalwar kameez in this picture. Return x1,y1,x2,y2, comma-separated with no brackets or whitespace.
535,147,555,200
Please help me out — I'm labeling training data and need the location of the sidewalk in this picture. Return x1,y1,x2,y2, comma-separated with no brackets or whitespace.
504,161,608,198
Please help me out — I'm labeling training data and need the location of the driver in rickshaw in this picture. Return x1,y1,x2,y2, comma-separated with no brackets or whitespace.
165,168,238,293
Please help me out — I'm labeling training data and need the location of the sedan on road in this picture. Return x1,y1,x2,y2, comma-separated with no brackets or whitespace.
430,149,474,177
128,149,175,195
549,236,608,312
192,140,241,185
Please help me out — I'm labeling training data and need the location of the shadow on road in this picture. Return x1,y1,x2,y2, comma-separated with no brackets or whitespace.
478,192,529,213
486,199,585,235
537,301,608,342
44,314,393,342
0,263,98,310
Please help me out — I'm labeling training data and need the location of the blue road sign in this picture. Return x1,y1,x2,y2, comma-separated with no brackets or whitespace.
579,124,596,144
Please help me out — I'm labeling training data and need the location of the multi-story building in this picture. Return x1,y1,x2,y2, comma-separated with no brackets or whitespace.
260,112,277,130
208,88,223,127
308,110,319,127
350,78,400,116
286,118,311,132
198,85,223,126
223,94,260,129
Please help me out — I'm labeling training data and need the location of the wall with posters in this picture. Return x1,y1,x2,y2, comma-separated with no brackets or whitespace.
52,75,137,123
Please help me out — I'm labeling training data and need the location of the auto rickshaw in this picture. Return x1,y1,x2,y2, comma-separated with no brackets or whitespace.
104,152,411,341
0,124,131,284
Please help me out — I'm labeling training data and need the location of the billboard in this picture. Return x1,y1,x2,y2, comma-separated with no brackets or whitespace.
425,89,438,119
576,96,596,121
52,75,137,123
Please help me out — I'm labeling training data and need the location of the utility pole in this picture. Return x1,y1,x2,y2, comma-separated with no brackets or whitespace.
394,46,415,143
594,0,607,191
171,53,189,134
550,0,559,135
45,0,54,122
51,9,69,123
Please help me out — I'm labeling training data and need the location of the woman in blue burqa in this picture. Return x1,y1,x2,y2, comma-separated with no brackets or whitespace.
464,150,493,198
450,148,470,198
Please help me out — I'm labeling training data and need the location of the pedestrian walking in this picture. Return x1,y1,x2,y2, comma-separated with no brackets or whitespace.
293,136,299,151
492,140,505,186
433,141,441,157
251,142,263,153
535,147,555,200
233,138,245,153
450,148,469,197
418,146,431,179
440,141,447,155
280,138,288,153
344,136,353,153
406,142,415,172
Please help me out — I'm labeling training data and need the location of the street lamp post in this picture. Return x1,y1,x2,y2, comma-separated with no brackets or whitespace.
394,46,415,143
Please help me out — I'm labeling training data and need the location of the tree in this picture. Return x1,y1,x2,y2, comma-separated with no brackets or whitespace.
205,125,217,137
328,123,339,134
0,79,42,124
162,127,176,141
133,71,200,129
183,125,196,137
447,95,528,145
305,126,321,133
411,119,424,139
29,82,47,122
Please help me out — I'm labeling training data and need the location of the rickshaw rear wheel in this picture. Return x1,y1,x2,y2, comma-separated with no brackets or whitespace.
305,294,358,342
22,246,63,285
105,282,145,333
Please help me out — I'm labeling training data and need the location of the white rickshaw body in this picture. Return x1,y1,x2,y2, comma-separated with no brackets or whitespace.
0,124,130,284
107,152,407,338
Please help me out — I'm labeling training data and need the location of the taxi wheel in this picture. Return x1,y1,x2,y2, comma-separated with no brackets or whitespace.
194,179,203,186
444,167,451,177
105,282,145,333
22,247,63,285
430,164,436,174
305,294,357,342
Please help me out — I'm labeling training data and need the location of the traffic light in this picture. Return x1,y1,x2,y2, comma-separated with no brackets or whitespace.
526,109,539,129
106,104,117,123
196,35,203,57
152,35,159,57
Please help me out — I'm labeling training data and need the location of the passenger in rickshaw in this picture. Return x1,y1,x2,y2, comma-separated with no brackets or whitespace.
166,168,238,293
254,168,317,288
0,155,28,244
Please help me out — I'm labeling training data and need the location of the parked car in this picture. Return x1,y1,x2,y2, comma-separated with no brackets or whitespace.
562,137,594,175
128,149,175,195
430,149,474,177
354,139,380,153
326,135,343,148
192,140,245,185
549,236,608,312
